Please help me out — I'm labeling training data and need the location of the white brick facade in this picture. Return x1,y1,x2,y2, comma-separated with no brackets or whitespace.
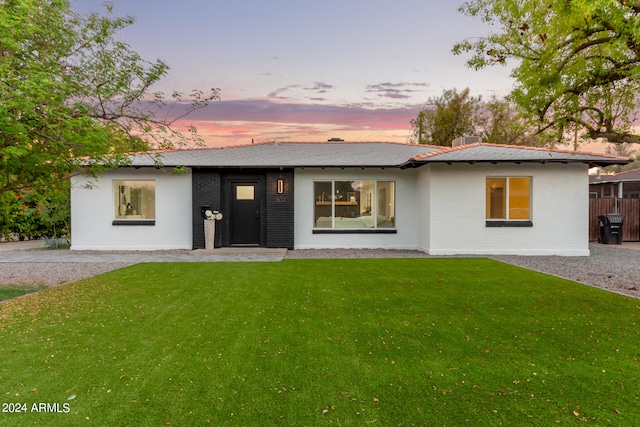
69,143,604,255
293,163,589,255
293,168,419,249
71,168,193,250
418,163,589,256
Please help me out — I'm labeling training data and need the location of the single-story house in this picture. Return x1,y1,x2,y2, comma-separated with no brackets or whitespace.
589,167,640,199
70,140,628,256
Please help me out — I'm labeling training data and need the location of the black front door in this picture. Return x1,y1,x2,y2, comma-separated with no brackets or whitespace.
230,181,261,245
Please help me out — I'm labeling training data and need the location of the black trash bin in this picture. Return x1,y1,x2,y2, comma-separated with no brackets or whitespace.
598,214,624,244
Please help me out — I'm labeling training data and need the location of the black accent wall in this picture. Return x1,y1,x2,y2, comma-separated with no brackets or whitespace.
191,168,294,249
266,170,294,249
192,169,221,249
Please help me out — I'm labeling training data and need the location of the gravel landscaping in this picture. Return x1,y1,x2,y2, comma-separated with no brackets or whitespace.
0,262,133,287
0,244,638,299
491,244,640,299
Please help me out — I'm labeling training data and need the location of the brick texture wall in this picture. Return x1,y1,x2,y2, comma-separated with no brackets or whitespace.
192,169,221,249
266,170,294,249
192,168,295,249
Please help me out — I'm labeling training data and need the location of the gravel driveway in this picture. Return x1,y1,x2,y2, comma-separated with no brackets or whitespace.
1,244,638,299
492,245,640,299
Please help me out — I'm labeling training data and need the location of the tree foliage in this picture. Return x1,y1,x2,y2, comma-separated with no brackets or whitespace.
410,88,538,146
603,142,639,172
454,0,640,145
410,88,480,145
475,96,543,146
0,182,70,241
0,0,219,196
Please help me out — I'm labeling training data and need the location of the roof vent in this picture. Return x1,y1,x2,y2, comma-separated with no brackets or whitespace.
327,138,345,142
452,136,481,147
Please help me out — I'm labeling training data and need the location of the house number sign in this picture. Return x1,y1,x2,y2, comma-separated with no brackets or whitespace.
275,196,287,203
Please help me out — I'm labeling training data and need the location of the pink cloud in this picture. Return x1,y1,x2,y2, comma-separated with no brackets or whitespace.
170,98,422,146
174,120,412,147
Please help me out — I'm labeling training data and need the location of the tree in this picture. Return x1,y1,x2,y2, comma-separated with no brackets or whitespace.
0,0,218,196
476,96,543,146
454,0,640,145
604,142,639,172
0,184,70,241
410,89,540,146
409,88,481,145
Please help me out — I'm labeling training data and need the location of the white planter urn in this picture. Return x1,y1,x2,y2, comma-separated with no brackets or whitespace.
204,219,216,250
203,210,223,250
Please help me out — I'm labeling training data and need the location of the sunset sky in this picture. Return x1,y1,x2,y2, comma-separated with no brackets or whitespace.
73,1,519,147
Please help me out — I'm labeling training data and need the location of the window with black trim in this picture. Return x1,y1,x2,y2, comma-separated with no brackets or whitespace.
314,180,395,229
486,177,532,226
114,180,155,224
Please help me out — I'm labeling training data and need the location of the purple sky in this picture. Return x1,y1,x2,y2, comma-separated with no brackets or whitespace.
73,0,517,147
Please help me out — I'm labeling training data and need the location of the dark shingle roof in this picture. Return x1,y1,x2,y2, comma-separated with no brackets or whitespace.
129,142,440,168
126,141,629,169
407,143,629,167
589,167,640,184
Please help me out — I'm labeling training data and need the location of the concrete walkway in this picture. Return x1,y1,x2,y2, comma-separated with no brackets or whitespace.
1,239,639,263
0,241,287,262
0,240,44,252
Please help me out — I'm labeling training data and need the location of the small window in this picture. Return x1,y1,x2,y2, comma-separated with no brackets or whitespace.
114,181,156,221
486,177,531,221
236,185,255,200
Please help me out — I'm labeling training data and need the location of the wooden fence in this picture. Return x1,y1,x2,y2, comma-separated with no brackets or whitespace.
589,198,640,242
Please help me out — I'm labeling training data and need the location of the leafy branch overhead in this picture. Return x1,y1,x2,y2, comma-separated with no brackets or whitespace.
0,0,219,195
454,0,640,145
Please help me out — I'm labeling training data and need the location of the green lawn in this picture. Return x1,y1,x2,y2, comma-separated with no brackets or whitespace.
0,259,638,426
0,285,44,302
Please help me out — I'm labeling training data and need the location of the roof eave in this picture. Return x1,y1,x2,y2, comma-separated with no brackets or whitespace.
406,159,631,168
147,164,408,169
586,162,630,168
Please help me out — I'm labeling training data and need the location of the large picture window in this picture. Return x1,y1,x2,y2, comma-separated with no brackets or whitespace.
486,177,531,222
114,180,156,223
314,180,395,229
